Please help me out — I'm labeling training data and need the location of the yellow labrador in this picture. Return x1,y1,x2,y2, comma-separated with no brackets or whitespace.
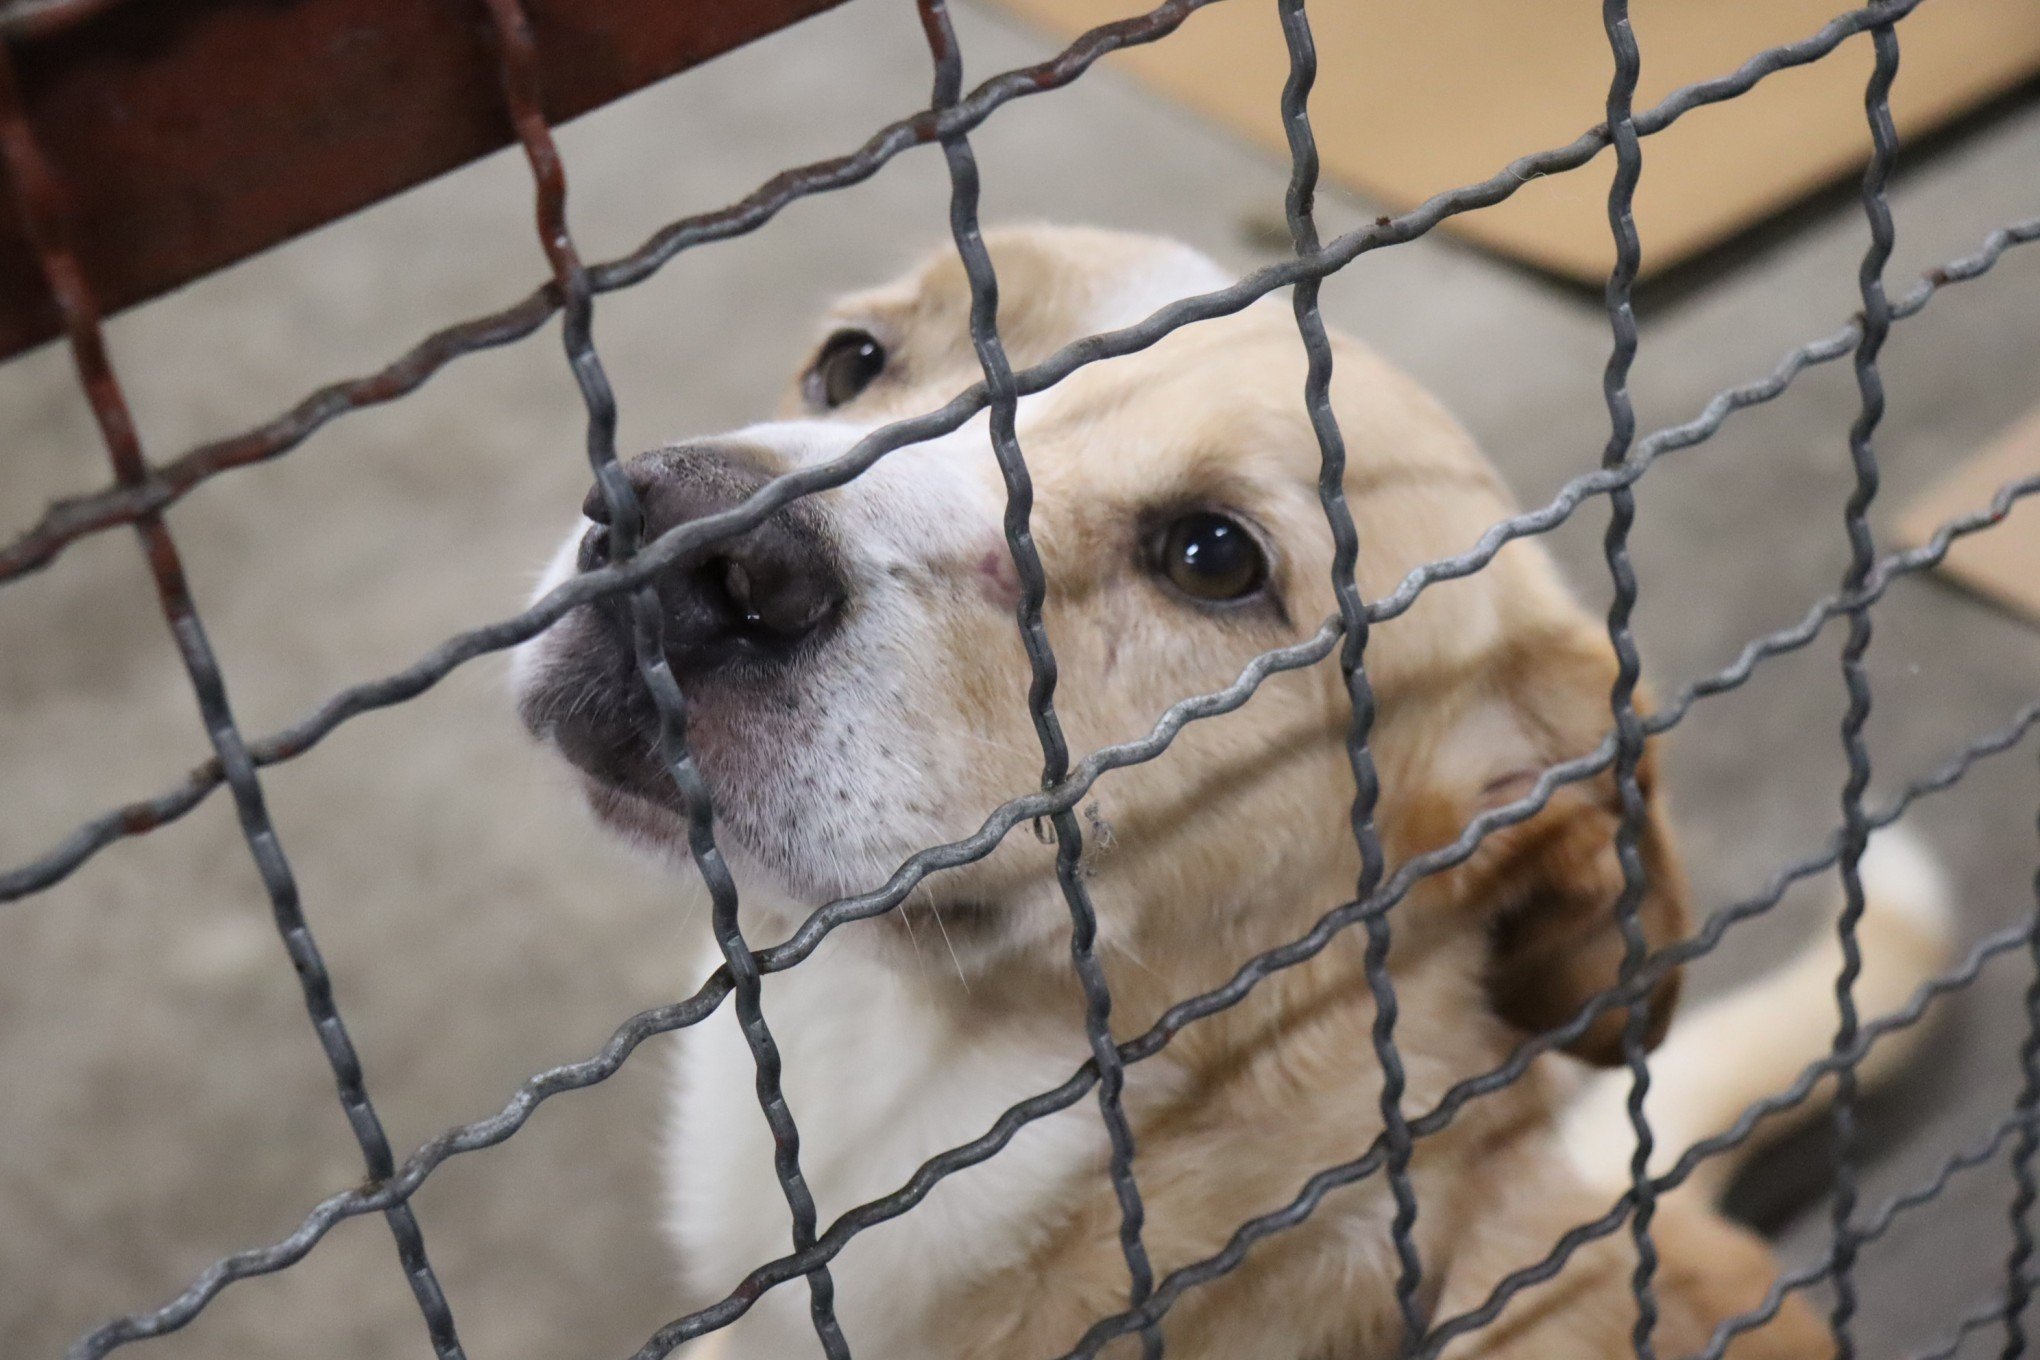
514,226,1948,1359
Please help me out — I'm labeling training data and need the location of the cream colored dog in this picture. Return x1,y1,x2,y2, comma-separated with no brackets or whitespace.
513,226,1950,1359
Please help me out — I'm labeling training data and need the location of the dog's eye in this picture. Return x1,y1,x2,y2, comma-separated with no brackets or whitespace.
809,329,887,408
1155,512,1267,603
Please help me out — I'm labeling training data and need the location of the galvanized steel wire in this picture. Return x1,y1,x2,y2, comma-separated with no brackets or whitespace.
0,0,2034,1357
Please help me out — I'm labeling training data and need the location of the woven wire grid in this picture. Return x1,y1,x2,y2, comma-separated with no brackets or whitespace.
0,0,2034,1357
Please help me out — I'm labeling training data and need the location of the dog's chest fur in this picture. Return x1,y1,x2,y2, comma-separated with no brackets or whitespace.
662,927,1533,1360
667,933,1120,1359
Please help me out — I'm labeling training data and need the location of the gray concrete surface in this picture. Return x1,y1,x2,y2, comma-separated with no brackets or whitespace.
2,2,2037,1356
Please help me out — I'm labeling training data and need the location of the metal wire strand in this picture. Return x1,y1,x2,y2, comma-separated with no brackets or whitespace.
1590,2,1664,1354
0,40,467,1360
1825,15,1903,1358
1274,0,1420,1343
2009,759,2040,1360
0,0,1944,591
476,1,849,1353
1927,1292,2034,1360
913,4,1161,1352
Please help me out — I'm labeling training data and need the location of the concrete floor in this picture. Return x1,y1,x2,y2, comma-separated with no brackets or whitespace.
2,2,2037,1357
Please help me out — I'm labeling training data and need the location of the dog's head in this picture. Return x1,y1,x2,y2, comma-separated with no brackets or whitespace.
513,225,1682,1062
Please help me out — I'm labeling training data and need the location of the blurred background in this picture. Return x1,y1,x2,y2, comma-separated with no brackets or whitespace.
2,1,2038,1356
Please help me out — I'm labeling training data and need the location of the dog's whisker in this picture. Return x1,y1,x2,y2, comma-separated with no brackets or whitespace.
895,893,932,980
927,902,972,995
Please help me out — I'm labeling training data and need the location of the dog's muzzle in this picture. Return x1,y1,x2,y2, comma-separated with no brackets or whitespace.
519,440,845,800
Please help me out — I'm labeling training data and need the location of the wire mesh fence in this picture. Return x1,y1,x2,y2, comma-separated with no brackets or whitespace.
0,0,2036,1358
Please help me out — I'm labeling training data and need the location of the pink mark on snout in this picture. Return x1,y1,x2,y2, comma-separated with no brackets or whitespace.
977,547,1023,612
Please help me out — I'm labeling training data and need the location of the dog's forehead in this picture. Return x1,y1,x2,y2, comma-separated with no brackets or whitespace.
827,227,1233,363
785,225,1508,569
1013,313,1314,494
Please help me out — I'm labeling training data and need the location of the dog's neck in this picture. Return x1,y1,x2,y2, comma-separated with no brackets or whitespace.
668,858,1542,1359
862,854,1488,1058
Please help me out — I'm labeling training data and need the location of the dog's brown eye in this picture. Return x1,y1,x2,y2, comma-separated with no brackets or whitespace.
1156,512,1267,603
809,329,886,408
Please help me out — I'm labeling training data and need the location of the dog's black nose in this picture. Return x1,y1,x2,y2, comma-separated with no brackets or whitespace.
580,443,844,668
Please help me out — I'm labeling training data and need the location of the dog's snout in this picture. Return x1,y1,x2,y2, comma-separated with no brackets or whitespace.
581,443,844,669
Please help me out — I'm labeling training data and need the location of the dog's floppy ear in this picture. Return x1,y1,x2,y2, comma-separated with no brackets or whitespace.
1420,631,1689,1066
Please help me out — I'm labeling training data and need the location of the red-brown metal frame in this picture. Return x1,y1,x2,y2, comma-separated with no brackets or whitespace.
0,0,845,360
